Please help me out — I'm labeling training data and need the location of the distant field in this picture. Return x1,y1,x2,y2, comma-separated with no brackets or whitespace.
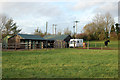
85,40,118,49
2,49,118,78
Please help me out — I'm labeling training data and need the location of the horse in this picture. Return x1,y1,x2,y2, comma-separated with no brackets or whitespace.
104,40,110,47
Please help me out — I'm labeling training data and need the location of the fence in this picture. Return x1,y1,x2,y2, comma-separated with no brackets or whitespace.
4,41,68,50
85,41,118,50
3,41,118,50
7,43,45,50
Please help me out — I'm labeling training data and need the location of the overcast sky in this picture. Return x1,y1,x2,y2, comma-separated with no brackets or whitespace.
0,0,119,34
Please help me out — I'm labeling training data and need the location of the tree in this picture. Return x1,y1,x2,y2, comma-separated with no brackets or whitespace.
110,25,118,40
2,19,21,38
83,22,100,40
104,13,114,32
104,12,114,38
115,23,120,35
110,25,115,33
76,33,87,41
0,15,22,40
83,12,115,41
0,15,8,32
0,15,8,43
64,27,71,35
93,12,114,39
34,27,45,37
99,30,106,40
11,24,22,35
57,31,62,35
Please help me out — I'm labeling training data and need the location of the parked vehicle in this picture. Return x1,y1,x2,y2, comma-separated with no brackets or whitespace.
69,39,83,48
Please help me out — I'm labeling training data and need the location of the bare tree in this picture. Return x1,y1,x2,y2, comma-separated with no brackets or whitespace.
83,12,114,40
34,27,44,37
0,15,8,43
92,12,114,39
104,12,114,38
64,27,71,35
57,31,62,35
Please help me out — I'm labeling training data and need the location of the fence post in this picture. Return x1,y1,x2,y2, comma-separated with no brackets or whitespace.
15,43,16,50
41,42,43,49
101,44,103,50
87,41,89,49
61,41,62,48
95,43,96,47
46,41,47,50
28,42,29,50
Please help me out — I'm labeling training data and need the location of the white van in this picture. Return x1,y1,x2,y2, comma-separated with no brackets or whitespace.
69,39,83,48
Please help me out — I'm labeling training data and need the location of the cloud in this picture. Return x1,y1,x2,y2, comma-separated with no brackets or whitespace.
0,0,119,34
1,2,64,18
93,2,118,17
0,0,74,2
72,0,119,11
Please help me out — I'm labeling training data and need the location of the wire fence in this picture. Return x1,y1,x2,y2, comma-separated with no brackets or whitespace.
85,41,118,50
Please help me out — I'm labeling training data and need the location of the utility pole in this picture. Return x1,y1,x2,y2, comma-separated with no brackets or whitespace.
75,21,79,34
46,22,48,35
52,24,54,35
73,26,75,39
55,24,57,35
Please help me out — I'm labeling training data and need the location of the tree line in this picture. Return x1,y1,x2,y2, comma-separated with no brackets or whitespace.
76,12,120,41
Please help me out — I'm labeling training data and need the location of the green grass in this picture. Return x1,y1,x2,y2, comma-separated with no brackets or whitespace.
2,49,118,78
85,40,118,49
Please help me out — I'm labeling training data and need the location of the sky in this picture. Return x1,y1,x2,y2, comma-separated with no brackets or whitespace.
0,0,119,34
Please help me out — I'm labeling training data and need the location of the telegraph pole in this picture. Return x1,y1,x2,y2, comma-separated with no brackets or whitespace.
55,24,57,35
75,21,79,34
46,22,48,35
73,26,75,39
52,24,54,35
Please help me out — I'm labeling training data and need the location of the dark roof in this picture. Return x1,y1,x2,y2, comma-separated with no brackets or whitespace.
43,35,70,40
18,34,45,40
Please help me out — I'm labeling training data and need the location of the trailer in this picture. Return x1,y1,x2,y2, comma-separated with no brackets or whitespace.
69,39,83,48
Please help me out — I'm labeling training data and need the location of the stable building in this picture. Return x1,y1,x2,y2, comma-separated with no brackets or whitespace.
44,35,72,48
8,34,46,49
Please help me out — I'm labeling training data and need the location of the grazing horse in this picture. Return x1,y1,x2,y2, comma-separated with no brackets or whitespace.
104,40,110,47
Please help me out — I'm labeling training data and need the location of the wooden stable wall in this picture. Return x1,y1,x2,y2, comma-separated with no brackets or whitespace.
8,35,22,49
8,40,44,49
54,40,67,48
8,35,44,49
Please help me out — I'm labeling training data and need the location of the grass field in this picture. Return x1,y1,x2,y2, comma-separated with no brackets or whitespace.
2,48,118,78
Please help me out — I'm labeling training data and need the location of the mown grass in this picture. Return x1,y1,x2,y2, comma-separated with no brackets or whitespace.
2,48,118,78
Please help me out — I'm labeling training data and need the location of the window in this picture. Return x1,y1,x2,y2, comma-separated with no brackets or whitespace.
70,41,76,44
70,41,73,44
74,41,76,43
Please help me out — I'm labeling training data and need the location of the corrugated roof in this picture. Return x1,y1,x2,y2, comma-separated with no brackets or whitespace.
43,35,69,40
18,34,45,40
